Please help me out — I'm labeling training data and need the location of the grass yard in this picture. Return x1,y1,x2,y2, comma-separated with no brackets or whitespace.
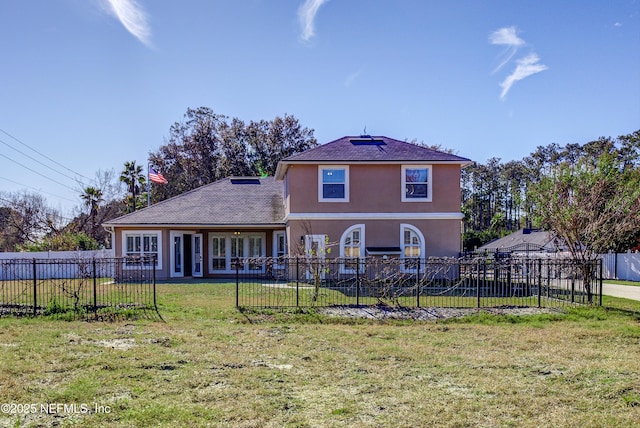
0,282,639,427
605,280,640,287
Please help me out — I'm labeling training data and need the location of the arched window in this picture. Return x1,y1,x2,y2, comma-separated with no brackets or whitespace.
340,224,365,273
400,224,425,272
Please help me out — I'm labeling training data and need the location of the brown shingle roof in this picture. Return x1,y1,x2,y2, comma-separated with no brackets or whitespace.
103,177,284,227
275,135,471,178
284,136,471,162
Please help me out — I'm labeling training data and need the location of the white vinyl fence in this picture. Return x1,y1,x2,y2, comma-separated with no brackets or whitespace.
0,249,114,261
0,250,116,280
600,252,640,282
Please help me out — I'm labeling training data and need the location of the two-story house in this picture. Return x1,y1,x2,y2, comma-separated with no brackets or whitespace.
103,136,471,280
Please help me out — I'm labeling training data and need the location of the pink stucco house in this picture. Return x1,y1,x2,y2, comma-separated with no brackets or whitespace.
103,136,471,280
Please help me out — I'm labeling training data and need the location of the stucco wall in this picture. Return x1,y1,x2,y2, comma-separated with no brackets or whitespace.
286,163,462,214
287,219,462,258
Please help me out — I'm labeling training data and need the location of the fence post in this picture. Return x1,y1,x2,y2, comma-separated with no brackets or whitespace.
570,281,575,303
598,259,603,307
295,257,299,307
476,259,481,308
416,258,420,308
93,259,98,319
235,258,239,308
355,257,360,306
32,259,37,316
153,256,157,311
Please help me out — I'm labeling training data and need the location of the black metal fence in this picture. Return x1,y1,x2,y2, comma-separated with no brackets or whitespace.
0,257,157,319
236,256,602,309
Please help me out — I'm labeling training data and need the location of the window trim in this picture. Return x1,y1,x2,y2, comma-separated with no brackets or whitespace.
210,235,227,272
401,165,432,202
400,224,425,273
340,224,365,274
121,230,162,270
318,165,350,202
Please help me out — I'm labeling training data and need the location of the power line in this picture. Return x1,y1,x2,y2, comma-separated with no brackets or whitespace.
0,137,79,182
0,152,78,192
0,176,78,203
0,127,90,180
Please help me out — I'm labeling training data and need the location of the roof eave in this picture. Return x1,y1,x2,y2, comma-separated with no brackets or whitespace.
276,159,472,169
102,222,286,229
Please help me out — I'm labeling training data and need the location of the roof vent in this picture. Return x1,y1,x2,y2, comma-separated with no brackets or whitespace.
230,178,261,185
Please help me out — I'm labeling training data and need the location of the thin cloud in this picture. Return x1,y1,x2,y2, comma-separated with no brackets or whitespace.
500,53,548,100
489,26,525,46
490,26,547,100
298,0,329,42
344,69,362,88
104,0,152,47
489,26,525,73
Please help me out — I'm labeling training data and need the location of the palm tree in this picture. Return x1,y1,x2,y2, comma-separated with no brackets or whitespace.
80,186,103,217
120,161,146,212
80,186,104,238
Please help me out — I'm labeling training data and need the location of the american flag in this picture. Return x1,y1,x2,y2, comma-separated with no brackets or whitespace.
149,166,168,184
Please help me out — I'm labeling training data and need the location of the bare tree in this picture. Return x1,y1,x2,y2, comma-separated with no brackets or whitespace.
0,191,65,251
529,152,640,300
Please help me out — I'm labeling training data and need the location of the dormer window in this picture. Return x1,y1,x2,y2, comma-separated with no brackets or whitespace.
319,165,349,202
402,165,432,202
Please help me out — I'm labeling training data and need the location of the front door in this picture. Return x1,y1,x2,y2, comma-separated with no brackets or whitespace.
170,231,196,278
305,235,327,281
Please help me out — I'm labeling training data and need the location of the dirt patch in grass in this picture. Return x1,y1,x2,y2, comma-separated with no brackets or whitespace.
318,305,563,320
64,332,137,350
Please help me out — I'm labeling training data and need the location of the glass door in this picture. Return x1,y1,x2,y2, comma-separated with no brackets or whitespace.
192,233,203,277
304,235,326,281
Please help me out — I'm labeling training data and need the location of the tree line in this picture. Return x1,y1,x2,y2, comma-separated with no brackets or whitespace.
1,105,637,256
462,130,640,253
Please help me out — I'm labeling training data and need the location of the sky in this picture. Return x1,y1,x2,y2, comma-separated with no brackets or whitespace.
1,0,639,217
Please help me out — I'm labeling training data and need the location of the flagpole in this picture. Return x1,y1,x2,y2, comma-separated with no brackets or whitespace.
147,164,151,207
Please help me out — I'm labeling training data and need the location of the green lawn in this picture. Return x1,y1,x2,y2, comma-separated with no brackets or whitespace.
604,279,640,287
0,282,639,427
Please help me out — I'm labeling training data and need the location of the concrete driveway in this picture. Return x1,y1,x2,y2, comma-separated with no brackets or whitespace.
602,283,640,301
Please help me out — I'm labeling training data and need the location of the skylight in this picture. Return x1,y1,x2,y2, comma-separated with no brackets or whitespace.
349,137,386,146
230,178,261,185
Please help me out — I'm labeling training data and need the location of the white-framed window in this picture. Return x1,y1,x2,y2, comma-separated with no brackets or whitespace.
209,233,266,273
248,235,264,271
402,165,432,202
230,236,244,270
400,224,425,272
122,230,162,269
319,165,349,202
340,224,365,273
211,236,226,271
